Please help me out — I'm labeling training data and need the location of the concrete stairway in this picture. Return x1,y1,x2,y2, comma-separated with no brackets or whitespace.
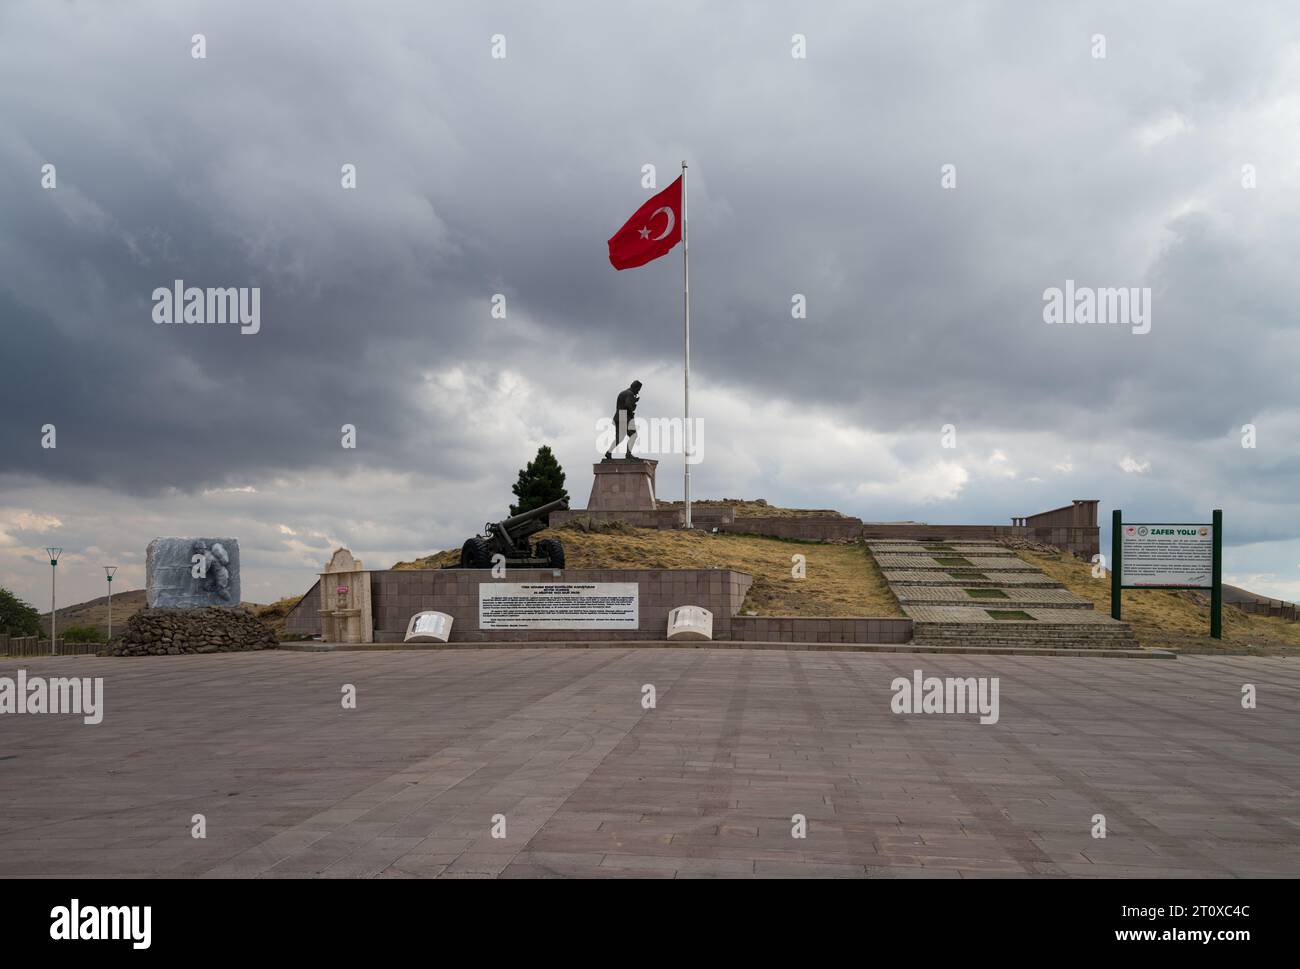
867,540,1140,650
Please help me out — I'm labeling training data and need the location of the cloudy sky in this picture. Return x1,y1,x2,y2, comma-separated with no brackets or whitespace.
2,0,1298,610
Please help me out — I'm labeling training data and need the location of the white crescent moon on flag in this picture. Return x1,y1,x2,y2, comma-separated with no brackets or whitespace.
649,206,675,240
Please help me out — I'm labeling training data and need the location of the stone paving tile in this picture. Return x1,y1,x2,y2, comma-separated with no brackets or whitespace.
902,605,1126,624
892,586,1091,607
873,554,1039,571
965,557,1053,570
0,650,1296,878
881,570,1062,587
868,544,1014,557
866,541,1130,655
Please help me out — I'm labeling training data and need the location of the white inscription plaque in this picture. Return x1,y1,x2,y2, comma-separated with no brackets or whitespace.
1120,523,1213,588
480,582,639,630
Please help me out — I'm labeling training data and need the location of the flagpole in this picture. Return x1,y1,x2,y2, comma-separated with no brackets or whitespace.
682,160,691,529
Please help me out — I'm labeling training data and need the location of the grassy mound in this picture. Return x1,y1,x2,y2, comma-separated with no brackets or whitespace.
393,525,902,618
1016,548,1300,652
251,596,312,641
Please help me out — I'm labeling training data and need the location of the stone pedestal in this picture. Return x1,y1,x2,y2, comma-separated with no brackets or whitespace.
317,548,373,644
587,458,658,511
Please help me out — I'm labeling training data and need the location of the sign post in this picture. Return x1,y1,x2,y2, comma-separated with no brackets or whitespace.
1113,509,1223,639
1110,509,1122,620
1211,508,1223,639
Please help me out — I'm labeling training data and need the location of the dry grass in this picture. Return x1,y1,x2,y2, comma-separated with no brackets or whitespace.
395,548,462,569
1018,548,1300,652
251,596,310,640
394,526,901,617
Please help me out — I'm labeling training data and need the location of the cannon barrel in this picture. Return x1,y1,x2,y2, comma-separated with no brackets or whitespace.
497,498,569,532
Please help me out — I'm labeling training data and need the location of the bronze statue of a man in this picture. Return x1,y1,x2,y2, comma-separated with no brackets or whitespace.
604,380,642,459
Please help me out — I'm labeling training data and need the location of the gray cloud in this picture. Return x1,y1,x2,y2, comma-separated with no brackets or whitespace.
1,0,1297,604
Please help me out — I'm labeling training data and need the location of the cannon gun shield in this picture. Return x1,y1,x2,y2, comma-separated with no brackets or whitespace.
456,498,570,569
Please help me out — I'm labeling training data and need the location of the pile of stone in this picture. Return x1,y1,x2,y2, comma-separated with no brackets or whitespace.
101,606,279,656
557,516,637,535
996,536,1069,556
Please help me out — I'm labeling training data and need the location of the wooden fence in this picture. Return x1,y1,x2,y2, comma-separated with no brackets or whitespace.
0,634,103,657
1234,599,1299,622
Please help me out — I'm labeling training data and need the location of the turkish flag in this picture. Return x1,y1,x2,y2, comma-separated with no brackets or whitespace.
607,176,682,270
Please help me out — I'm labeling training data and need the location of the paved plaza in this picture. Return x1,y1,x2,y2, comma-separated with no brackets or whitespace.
1,649,1297,878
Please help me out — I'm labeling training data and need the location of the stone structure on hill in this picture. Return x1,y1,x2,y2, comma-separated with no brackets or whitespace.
588,457,658,510
547,457,687,530
545,378,690,530
279,485,1101,648
722,500,1102,560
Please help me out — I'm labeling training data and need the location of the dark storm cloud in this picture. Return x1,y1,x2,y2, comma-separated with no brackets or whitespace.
0,1,1297,541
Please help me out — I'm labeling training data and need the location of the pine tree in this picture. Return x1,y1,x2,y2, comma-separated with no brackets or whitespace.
510,445,570,516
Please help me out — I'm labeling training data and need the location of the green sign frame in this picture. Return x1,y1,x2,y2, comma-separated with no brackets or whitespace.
1111,509,1223,638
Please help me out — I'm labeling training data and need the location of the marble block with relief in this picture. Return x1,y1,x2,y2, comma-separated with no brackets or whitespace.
146,537,240,608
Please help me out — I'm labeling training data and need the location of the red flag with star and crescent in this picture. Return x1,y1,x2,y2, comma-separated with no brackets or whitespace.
607,176,682,270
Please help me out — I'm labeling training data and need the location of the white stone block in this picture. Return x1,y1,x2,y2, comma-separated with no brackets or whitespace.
667,605,713,641
404,611,453,643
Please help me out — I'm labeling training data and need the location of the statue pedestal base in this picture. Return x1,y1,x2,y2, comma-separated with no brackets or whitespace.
587,458,658,511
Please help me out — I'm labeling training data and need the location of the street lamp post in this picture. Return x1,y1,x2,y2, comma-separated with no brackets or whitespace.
104,566,118,641
45,547,62,655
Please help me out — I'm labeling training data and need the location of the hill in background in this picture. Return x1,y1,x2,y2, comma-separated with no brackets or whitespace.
34,588,296,641
36,589,147,637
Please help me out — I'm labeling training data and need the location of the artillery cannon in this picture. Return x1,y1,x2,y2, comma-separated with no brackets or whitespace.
459,498,569,569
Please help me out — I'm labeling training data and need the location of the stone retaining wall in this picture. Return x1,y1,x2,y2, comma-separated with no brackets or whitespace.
285,580,320,636
715,516,1098,559
368,568,753,643
538,508,1100,558
860,524,1098,559
549,509,684,530
284,569,908,646
730,616,912,644
718,516,865,542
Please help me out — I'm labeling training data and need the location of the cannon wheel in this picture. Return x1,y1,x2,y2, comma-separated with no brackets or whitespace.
460,537,494,569
536,538,565,569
